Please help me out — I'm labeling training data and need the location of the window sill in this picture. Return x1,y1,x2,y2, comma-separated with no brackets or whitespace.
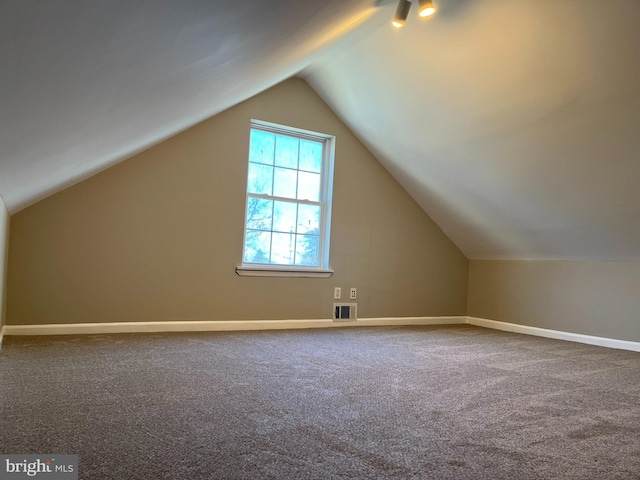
236,266,334,278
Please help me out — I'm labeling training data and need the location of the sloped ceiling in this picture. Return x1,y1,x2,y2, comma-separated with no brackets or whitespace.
2,0,639,260
0,0,383,212
306,0,640,260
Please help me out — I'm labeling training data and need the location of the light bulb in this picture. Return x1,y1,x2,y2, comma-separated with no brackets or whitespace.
417,0,437,18
419,6,435,17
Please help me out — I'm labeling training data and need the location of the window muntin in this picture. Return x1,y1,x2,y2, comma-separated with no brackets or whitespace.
242,121,334,271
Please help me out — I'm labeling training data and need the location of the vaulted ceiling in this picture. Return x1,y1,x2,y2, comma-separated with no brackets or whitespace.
2,0,639,260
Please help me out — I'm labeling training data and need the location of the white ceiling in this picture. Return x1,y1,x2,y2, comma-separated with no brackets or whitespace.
306,0,640,260
0,0,381,211
2,0,639,260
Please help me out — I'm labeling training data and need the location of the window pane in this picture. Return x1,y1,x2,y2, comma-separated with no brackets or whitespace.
273,167,297,199
247,163,273,195
243,230,271,264
243,122,332,270
297,171,320,201
271,232,295,265
297,204,320,234
299,140,322,173
295,234,319,266
250,130,275,165
275,135,299,169
273,201,297,233
246,198,273,231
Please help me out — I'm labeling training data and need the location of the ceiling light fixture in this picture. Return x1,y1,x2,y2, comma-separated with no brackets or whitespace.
417,0,437,17
391,0,437,27
392,0,412,28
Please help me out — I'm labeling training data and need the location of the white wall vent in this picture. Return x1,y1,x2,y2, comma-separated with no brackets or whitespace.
333,303,357,321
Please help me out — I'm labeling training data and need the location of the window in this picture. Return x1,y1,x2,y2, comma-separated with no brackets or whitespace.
237,120,335,277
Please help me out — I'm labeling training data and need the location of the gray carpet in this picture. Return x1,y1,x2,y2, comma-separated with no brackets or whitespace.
1,325,640,479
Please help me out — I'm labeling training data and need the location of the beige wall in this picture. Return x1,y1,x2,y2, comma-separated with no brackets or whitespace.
0,196,8,332
468,260,640,342
7,78,468,325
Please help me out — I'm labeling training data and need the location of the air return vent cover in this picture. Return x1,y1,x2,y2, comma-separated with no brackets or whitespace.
333,303,357,321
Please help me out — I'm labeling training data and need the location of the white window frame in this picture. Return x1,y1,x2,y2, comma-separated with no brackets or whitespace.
236,119,335,278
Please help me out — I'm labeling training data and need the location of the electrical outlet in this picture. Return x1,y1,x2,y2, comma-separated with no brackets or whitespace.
334,287,342,300
350,288,357,300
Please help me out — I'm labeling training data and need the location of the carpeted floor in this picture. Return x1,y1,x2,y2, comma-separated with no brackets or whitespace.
1,325,639,479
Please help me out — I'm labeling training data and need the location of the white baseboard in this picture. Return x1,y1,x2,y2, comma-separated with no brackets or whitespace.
4,316,638,352
355,316,465,327
2,316,467,336
0,325,4,351
467,316,640,352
